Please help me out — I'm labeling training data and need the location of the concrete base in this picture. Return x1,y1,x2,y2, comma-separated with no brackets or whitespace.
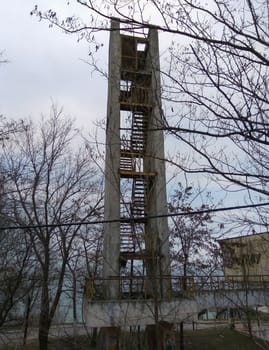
146,322,176,350
98,327,120,350
83,298,197,327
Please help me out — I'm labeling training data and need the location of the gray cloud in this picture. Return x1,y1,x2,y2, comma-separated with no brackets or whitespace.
0,0,108,130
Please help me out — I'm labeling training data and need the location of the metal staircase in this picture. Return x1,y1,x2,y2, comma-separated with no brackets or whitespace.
118,36,156,290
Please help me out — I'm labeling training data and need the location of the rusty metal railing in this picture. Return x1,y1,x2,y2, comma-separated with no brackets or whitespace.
85,274,269,300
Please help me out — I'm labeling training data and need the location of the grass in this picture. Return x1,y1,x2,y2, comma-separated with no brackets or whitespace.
183,327,269,350
1,327,269,349
0,335,96,350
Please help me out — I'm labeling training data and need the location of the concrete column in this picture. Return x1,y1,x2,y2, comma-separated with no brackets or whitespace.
145,28,171,298
146,322,176,350
98,327,120,350
103,19,121,299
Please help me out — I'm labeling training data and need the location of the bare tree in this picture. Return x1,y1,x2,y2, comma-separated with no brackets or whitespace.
0,226,34,328
168,184,218,281
31,1,269,203
64,223,103,326
29,3,269,346
161,1,269,196
1,106,103,350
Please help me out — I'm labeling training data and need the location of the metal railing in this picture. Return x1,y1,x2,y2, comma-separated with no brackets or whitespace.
120,86,151,106
85,274,269,300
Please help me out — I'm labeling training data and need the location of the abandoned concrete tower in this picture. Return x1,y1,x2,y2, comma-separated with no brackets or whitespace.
83,19,194,350
103,19,170,299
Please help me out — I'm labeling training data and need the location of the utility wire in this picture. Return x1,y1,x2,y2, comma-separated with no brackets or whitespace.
0,201,268,231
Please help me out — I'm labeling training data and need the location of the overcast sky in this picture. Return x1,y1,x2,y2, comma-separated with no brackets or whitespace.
0,0,108,130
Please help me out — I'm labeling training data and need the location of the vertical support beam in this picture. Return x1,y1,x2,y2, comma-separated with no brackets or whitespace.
163,323,177,350
98,327,120,350
103,19,121,299
146,322,176,350
145,28,171,298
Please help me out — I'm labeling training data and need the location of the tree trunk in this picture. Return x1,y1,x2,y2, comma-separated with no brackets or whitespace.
38,279,51,350
39,324,50,350
180,321,184,350
72,275,77,347
183,261,187,291
23,295,31,345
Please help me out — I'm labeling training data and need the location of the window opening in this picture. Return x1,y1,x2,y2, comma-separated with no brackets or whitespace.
120,80,132,91
137,42,146,52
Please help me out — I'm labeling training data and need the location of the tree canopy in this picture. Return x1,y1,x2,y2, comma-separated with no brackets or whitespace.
32,1,269,202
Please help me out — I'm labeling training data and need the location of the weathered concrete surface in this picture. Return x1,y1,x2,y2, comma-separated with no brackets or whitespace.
102,19,171,300
83,287,269,328
83,299,197,327
196,288,269,310
103,19,122,299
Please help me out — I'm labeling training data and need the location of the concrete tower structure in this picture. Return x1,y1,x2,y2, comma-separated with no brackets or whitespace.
103,19,170,300
83,20,197,348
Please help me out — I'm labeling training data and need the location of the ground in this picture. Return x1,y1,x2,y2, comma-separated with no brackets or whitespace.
184,328,268,350
0,327,268,349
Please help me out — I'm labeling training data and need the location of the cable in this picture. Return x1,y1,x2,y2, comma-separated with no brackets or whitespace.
0,201,268,231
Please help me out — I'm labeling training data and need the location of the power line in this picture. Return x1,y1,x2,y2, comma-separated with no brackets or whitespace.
1,201,268,231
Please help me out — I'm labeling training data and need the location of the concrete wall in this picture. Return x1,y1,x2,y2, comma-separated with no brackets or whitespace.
219,233,269,280
83,298,197,327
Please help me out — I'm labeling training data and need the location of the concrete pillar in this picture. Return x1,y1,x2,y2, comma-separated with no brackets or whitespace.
146,322,176,350
98,327,120,350
103,19,121,299
144,28,171,298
